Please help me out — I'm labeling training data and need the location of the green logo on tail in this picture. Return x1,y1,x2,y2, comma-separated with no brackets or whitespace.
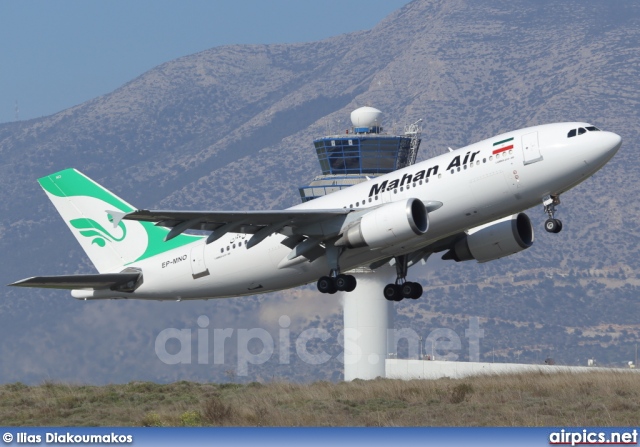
70,215,127,247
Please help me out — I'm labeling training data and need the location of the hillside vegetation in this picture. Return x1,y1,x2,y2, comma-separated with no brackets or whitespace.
1,0,640,385
1,372,639,426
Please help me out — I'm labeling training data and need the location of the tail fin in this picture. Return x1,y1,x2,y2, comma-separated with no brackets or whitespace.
39,169,200,273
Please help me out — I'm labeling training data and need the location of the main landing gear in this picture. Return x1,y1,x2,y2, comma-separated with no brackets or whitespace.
383,254,423,301
317,273,357,294
543,194,563,234
315,245,423,301
317,244,357,294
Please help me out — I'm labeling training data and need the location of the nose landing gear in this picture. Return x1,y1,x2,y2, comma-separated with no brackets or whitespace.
543,195,563,233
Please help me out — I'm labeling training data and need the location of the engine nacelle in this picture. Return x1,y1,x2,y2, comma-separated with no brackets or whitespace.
337,198,428,249
443,213,534,263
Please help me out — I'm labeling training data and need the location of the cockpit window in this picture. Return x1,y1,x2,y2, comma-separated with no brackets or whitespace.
568,126,601,138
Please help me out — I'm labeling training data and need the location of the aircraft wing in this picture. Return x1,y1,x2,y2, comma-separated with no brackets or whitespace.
8,272,142,291
118,208,353,246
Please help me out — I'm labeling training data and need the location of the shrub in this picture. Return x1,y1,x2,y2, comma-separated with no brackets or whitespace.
450,383,473,404
202,395,233,425
140,412,163,427
180,410,202,427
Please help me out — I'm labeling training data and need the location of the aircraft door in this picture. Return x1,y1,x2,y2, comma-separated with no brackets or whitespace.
522,132,542,165
190,243,210,279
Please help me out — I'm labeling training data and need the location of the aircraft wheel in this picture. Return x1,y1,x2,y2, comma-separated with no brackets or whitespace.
554,219,563,233
401,282,423,299
345,275,357,292
384,284,403,301
411,282,424,300
411,282,423,299
401,282,415,299
317,276,336,294
336,274,357,292
544,218,561,233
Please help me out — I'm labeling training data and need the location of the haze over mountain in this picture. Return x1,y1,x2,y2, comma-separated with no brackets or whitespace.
1,0,639,384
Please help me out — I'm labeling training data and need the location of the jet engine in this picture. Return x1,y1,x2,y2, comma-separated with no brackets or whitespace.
443,213,534,263
336,198,428,249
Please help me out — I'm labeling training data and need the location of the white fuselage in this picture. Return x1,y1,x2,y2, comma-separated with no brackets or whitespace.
73,122,621,300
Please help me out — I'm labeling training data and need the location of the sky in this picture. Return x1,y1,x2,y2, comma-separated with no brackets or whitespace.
0,0,410,124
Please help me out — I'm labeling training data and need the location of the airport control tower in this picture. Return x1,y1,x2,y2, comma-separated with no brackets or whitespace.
299,106,421,201
300,106,423,381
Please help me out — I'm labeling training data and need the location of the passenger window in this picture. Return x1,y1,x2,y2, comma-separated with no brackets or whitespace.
568,129,577,138
578,127,586,135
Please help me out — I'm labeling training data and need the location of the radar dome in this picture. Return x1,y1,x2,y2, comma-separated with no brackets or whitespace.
350,106,382,128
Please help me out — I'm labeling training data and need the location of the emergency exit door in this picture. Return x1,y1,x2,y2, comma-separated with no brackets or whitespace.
190,244,209,279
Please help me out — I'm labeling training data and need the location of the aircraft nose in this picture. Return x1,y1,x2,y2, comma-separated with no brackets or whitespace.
604,131,622,156
594,131,621,164
581,130,621,169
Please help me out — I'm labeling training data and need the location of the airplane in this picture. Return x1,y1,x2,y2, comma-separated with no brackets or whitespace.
9,122,621,302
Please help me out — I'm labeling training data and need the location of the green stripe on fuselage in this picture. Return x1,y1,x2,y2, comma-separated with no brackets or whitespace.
492,137,514,146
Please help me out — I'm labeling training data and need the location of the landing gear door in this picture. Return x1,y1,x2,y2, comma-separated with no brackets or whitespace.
190,243,210,279
522,132,542,165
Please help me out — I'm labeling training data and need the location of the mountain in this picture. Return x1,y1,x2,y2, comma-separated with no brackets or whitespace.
1,0,639,384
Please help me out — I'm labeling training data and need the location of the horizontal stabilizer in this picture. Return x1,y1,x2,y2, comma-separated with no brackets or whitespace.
8,272,141,291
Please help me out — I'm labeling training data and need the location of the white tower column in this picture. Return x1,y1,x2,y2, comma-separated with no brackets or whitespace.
342,267,395,381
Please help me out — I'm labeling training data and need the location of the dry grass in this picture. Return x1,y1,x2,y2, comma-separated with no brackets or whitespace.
0,371,638,426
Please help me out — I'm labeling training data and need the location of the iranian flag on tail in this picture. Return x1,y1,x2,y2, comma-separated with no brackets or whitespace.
492,137,514,154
